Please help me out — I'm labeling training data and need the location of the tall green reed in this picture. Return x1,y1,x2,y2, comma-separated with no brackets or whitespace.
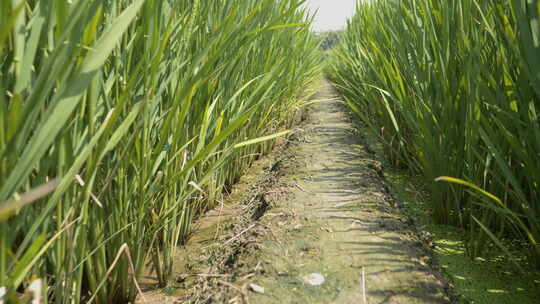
0,0,321,302
329,0,539,267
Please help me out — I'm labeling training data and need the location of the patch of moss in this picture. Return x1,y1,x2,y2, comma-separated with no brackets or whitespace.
384,167,540,304
430,224,540,304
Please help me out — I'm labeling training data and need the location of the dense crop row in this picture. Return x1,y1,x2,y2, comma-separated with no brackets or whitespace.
0,0,320,302
329,0,540,267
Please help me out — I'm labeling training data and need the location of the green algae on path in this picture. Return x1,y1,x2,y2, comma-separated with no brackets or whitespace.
385,173,540,304
227,78,451,303
433,226,540,304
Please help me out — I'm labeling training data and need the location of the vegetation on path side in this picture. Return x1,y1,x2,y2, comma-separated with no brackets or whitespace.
329,0,540,270
0,0,320,302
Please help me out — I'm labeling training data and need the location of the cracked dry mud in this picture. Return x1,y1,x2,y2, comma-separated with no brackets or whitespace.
171,78,452,304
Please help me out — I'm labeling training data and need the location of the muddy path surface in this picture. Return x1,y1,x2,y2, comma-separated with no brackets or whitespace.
169,78,452,304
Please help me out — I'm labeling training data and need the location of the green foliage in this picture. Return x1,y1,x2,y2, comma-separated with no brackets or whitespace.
315,31,342,51
0,0,321,302
329,0,540,268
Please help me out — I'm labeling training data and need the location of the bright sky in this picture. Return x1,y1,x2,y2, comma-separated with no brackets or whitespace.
304,0,358,32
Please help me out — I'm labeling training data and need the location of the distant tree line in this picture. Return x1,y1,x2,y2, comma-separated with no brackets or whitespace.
316,31,343,50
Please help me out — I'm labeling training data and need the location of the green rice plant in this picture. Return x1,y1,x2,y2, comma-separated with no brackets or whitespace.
0,0,321,302
329,0,540,267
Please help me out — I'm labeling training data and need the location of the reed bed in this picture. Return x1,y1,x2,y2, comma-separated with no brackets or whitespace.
0,0,320,302
329,0,540,267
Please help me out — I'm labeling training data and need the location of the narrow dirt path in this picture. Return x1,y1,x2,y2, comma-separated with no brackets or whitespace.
175,78,451,304
237,79,450,303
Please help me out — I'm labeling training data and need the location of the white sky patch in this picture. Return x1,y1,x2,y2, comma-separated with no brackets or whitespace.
304,0,358,32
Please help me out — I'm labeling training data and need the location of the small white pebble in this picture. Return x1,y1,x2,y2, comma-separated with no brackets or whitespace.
0,286,6,302
303,273,325,286
249,283,265,294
